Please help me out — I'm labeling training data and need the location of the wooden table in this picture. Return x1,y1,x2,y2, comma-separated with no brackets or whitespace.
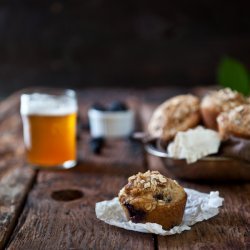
0,88,249,250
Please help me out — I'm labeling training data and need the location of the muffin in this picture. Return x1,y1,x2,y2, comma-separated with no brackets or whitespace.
118,170,187,229
217,104,250,140
148,95,200,141
201,88,245,130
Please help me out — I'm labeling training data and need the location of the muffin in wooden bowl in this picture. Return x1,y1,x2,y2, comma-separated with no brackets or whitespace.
118,170,187,229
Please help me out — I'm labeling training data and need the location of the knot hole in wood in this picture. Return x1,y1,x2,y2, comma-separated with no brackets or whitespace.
51,189,83,202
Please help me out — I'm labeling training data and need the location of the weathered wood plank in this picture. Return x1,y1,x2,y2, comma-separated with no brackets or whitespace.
0,92,36,249
2,87,250,250
77,137,146,176
157,183,250,250
0,92,21,121
4,88,153,249
0,163,36,250
76,89,146,176
141,99,250,250
7,171,154,250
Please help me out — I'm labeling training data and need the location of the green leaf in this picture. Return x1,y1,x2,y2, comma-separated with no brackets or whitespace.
217,57,250,96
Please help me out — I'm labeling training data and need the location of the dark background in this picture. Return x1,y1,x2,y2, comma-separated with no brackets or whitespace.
0,0,250,95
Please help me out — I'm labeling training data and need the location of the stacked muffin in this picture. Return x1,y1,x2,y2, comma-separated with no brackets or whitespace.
148,88,249,141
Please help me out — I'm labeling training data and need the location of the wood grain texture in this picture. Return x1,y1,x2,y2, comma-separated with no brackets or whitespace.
3,88,153,250
140,99,250,250
157,183,250,250
0,163,35,250
77,137,145,176
1,88,250,250
0,92,36,249
7,171,154,250
76,88,146,176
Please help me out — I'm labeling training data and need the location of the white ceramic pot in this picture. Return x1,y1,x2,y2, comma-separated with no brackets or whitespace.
88,109,135,138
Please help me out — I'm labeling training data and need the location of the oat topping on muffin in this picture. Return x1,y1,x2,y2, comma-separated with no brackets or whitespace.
119,171,174,211
201,88,246,130
201,88,245,113
118,171,187,229
217,104,250,139
148,95,200,141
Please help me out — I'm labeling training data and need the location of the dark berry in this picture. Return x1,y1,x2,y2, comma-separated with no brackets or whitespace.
124,202,146,223
154,193,164,200
91,103,106,111
164,196,172,203
153,193,172,203
89,137,104,154
108,101,128,112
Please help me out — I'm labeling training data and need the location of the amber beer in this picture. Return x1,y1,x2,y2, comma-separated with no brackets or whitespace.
20,90,77,169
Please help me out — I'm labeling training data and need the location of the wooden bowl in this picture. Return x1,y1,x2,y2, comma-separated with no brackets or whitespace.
145,139,250,181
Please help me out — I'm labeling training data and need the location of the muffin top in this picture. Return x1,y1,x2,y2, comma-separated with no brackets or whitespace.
118,171,186,212
201,88,245,113
148,95,200,141
217,104,250,139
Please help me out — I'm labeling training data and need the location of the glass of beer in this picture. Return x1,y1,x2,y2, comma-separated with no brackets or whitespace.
20,88,78,169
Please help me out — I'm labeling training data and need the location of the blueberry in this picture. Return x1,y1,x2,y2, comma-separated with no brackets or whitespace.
89,137,104,154
108,101,128,112
91,103,106,111
153,193,172,203
124,202,146,222
154,193,164,200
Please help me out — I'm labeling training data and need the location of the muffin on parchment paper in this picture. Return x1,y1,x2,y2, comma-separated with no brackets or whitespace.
118,171,187,229
148,95,200,141
201,88,246,130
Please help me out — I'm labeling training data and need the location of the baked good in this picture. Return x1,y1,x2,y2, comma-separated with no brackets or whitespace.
217,104,250,139
148,95,200,141
118,170,187,229
201,88,245,130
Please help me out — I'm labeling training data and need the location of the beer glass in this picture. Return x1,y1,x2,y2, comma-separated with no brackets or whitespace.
20,89,78,169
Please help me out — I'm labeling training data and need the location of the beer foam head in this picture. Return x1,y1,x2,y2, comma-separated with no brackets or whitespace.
20,92,77,115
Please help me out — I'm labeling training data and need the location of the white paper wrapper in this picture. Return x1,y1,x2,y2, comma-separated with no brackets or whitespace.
95,188,224,235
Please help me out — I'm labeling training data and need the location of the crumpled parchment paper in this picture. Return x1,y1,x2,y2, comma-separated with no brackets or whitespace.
95,188,224,235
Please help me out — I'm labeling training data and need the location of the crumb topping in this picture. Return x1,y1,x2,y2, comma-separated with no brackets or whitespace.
202,88,245,112
119,171,184,212
217,104,250,138
148,94,200,140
